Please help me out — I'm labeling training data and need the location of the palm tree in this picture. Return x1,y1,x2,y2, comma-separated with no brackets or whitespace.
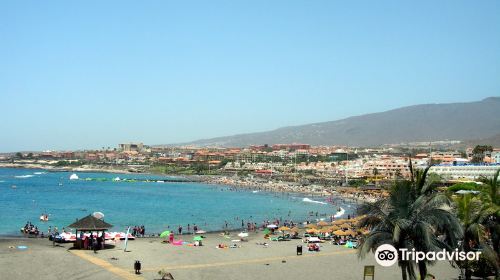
358,164,463,280
454,193,499,279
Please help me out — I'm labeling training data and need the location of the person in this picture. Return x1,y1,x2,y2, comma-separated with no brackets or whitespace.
93,238,98,253
187,224,190,233
178,225,182,235
82,236,88,249
193,224,198,233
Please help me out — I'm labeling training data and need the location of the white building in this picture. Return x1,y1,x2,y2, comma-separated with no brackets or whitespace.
429,164,500,180
492,150,500,164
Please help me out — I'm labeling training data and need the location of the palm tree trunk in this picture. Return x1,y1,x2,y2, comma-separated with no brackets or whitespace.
418,262,427,280
463,257,471,280
400,263,408,280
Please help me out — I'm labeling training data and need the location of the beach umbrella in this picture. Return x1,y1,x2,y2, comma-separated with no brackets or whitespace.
263,228,270,235
267,224,278,229
290,227,300,233
329,225,340,231
305,224,317,229
160,230,171,238
344,229,357,236
317,221,329,227
339,223,351,229
306,228,319,234
319,228,331,233
278,226,290,232
333,230,348,236
193,236,203,241
332,219,346,225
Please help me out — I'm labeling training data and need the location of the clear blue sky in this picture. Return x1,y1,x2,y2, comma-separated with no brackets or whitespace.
1,1,499,152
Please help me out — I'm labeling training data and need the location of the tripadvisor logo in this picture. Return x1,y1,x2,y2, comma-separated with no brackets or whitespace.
375,244,482,267
375,244,398,267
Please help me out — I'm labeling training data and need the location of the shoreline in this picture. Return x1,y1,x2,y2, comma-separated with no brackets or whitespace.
0,164,383,203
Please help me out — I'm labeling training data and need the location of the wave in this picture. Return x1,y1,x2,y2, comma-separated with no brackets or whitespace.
302,198,327,205
33,172,46,175
15,175,34,178
252,190,260,193
334,207,345,218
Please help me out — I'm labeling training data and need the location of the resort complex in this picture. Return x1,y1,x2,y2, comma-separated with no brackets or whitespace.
1,141,499,279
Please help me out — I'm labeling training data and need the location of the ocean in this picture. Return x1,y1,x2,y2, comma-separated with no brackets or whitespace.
0,168,354,236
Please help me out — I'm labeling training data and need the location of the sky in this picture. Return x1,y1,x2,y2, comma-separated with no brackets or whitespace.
1,1,499,152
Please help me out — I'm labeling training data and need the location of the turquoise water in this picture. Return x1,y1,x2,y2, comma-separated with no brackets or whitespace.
0,168,354,236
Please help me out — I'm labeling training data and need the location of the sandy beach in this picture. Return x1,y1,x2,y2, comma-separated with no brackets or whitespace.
0,232,461,280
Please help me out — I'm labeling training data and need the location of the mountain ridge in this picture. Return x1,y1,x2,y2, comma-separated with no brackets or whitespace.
166,97,500,147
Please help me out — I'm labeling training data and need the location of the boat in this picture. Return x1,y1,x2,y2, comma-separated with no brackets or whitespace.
69,174,79,180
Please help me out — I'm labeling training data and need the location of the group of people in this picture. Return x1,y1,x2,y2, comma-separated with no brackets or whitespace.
21,221,41,236
79,232,104,253
132,225,145,237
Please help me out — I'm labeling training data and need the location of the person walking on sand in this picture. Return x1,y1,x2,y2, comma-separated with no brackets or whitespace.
93,238,98,253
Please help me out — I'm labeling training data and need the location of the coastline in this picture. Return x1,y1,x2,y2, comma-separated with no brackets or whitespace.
0,163,382,203
0,162,135,174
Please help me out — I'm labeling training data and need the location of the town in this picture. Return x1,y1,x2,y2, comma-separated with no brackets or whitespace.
2,142,499,187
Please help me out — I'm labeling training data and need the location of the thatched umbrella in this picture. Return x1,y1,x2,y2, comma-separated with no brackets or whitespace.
329,225,340,231
290,227,300,233
306,228,319,234
319,228,332,234
305,224,317,229
317,221,329,227
67,215,113,250
344,229,357,236
339,223,351,229
333,229,348,236
332,219,346,225
278,226,290,232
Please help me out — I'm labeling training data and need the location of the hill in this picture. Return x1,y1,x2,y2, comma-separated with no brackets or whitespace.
175,97,500,147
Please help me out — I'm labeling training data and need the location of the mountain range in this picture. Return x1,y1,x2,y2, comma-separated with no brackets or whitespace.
172,97,500,147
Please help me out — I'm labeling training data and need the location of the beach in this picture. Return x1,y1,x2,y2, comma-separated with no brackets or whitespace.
0,232,460,280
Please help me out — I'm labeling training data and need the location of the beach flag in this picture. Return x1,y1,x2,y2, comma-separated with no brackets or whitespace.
124,227,131,252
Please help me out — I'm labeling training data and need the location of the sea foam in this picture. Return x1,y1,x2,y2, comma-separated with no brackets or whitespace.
302,198,327,205
15,175,34,178
334,207,345,218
